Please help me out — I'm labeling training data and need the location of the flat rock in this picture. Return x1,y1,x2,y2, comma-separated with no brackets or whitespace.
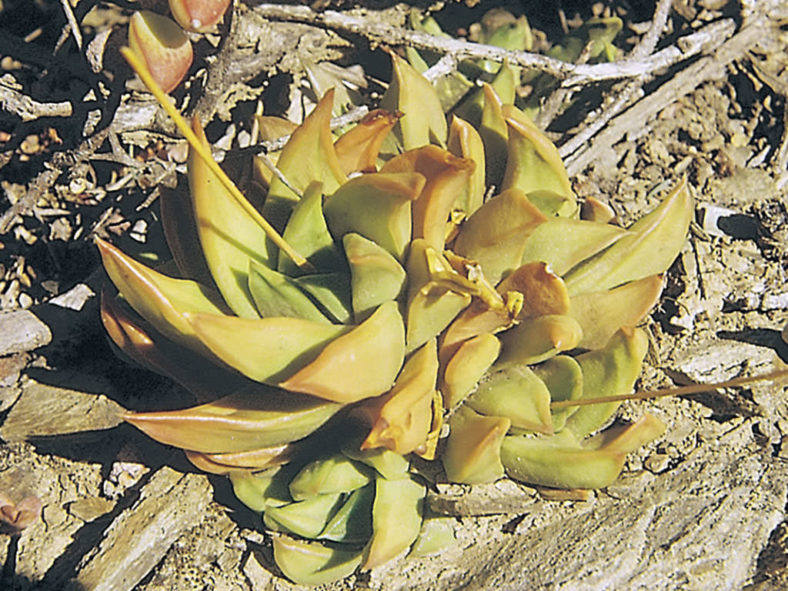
0,377,125,441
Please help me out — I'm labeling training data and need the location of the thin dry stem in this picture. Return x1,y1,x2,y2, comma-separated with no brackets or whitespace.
551,368,788,409
120,47,311,271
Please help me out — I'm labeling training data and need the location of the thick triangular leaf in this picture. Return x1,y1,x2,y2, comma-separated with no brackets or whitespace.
263,90,347,231
101,292,244,400
468,365,553,434
230,466,295,512
280,301,406,403
334,109,401,175
188,117,271,317
361,340,438,455
380,51,447,150
501,104,576,216
188,313,347,383
520,218,629,276
564,178,693,295
277,181,344,276
447,116,486,217
565,327,649,438
344,233,407,322
478,83,509,188
125,386,342,453
363,477,425,569
570,274,663,350
454,188,547,285
381,145,475,250
496,314,583,367
442,405,509,484
289,454,372,500
441,333,501,409
318,485,374,543
97,238,229,355
501,429,625,489
266,493,344,538
248,259,331,323
273,536,362,586
294,272,353,324
532,355,583,432
324,171,425,261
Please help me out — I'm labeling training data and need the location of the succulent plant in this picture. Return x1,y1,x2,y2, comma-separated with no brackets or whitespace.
102,37,692,584
125,0,232,94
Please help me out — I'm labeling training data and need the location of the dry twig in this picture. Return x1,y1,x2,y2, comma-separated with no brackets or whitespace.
253,3,726,89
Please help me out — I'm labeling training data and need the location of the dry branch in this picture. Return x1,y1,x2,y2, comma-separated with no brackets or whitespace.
253,3,731,89
564,18,762,174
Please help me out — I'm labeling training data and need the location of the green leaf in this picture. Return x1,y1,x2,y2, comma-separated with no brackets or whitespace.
500,105,576,217
97,238,229,356
229,466,295,512
565,327,649,438
468,365,553,434
187,313,347,383
496,315,583,367
441,333,501,409
277,181,344,276
344,233,407,322
447,116,486,217
318,485,375,543
293,272,353,324
124,385,342,453
501,412,664,490
280,301,406,403
324,171,425,261
454,188,547,285
380,51,447,150
564,178,693,295
187,117,270,317
290,454,372,500
248,259,331,323
334,109,401,175
532,355,583,432
360,339,438,455
442,405,509,484
478,83,509,188
273,536,362,586
520,218,629,276
381,145,475,251
341,445,410,480
265,493,344,538
263,89,347,231
569,274,663,350
501,429,625,489
363,477,425,569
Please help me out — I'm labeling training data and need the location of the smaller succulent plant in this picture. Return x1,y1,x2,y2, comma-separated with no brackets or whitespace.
126,0,231,93
103,28,694,584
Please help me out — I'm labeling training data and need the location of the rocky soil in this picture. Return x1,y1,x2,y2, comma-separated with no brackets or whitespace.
0,1,787,589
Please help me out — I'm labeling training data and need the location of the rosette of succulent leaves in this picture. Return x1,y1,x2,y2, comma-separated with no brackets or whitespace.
101,7,693,585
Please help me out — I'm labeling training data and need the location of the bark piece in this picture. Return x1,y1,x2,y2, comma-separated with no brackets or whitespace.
70,467,212,591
